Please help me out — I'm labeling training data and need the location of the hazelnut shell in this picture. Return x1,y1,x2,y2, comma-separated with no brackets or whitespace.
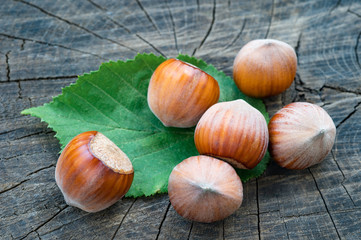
233,39,297,98
269,102,336,169
55,131,134,212
168,155,243,223
147,58,220,128
194,99,269,169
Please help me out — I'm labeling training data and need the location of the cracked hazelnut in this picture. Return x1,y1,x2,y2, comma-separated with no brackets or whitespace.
55,131,134,212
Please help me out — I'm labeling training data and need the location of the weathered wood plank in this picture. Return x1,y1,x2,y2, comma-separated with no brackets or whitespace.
37,198,135,239
112,195,170,239
260,211,340,240
156,206,193,240
332,209,361,239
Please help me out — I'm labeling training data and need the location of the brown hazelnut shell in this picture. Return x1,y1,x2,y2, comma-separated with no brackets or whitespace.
168,155,243,223
269,102,336,169
55,131,134,212
233,39,297,98
194,99,269,169
147,58,220,128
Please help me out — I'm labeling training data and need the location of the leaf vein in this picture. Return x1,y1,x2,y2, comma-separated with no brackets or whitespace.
131,135,194,164
66,90,123,127
84,78,160,131
103,63,148,99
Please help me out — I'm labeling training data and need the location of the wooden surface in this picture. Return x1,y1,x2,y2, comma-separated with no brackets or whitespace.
1,0,361,239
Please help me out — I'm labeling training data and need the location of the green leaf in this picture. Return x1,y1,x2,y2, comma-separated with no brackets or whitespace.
22,53,270,197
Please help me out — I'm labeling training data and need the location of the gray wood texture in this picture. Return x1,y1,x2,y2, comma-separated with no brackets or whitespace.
1,0,361,239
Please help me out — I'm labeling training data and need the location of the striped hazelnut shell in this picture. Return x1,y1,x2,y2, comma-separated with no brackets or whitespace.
55,131,134,212
269,102,336,169
194,99,269,169
233,39,297,98
147,58,220,128
168,155,243,223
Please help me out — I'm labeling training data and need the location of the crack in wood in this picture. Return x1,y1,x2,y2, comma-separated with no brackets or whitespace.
192,0,216,56
330,150,346,182
294,32,302,65
335,101,361,128
348,8,361,70
0,75,78,83
0,165,54,196
0,128,22,138
104,17,131,34
87,0,107,12
17,81,22,99
330,0,342,13
155,201,171,240
5,51,10,81
0,178,30,195
87,8,166,57
88,10,162,58
111,198,137,240
282,213,290,240
28,97,34,107
341,181,357,207
196,0,200,12
265,0,275,39
26,164,55,177
2,153,23,162
281,89,287,106
293,72,321,103
13,130,52,142
222,19,247,50
36,230,42,240
20,39,25,51
166,1,179,53
355,30,361,69
347,9,361,18
37,218,74,237
222,219,225,240
19,206,68,240
36,207,94,237
135,0,161,35
277,210,344,219
0,33,106,60
253,207,361,218
294,73,305,87
186,222,193,240
322,84,361,95
256,179,261,240
308,168,342,239
13,0,137,53
296,85,321,95
1,133,56,159
135,34,167,57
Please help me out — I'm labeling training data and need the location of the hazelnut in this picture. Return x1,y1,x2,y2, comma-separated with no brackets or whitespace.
233,39,297,98
269,102,336,169
194,99,269,169
147,58,220,128
168,155,243,223
55,131,134,212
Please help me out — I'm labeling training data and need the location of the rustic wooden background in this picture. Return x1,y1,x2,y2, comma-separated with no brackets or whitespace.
1,0,361,239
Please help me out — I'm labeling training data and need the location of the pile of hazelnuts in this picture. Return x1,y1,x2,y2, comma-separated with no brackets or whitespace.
55,39,336,223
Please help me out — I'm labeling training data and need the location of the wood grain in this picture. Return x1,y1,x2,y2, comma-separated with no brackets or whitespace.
1,0,361,239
